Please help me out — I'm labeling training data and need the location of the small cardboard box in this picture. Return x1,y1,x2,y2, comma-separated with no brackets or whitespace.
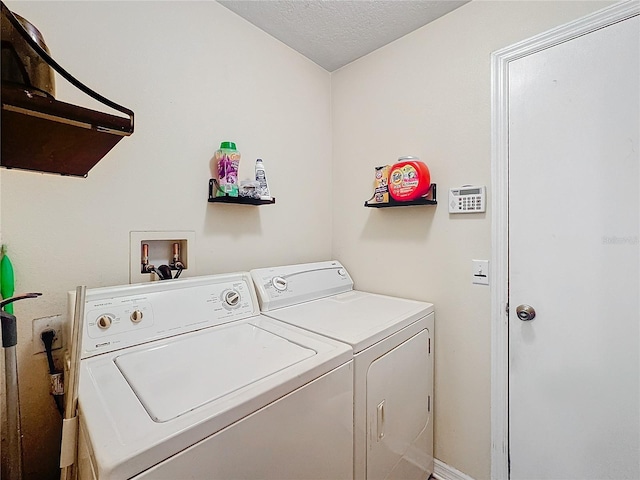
369,165,390,204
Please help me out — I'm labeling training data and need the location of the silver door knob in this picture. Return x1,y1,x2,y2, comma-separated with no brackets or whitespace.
516,304,536,321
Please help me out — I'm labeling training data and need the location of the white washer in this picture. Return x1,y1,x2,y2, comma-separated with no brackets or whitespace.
73,272,354,479
250,261,435,480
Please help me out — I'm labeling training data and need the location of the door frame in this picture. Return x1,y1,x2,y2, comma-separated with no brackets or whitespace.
489,1,640,478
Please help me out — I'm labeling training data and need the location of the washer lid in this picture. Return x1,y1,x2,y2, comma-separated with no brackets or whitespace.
79,316,352,479
265,290,434,353
115,322,315,422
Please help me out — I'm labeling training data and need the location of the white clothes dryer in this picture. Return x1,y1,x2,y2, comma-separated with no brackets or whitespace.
250,261,435,480
72,272,353,479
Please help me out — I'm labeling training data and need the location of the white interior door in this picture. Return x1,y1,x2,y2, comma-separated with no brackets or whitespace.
508,13,639,480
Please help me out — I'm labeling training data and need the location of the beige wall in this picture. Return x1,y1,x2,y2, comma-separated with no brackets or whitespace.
1,1,331,478
1,1,615,479
331,1,613,479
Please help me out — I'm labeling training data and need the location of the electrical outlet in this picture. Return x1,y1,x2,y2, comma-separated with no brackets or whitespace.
33,315,63,354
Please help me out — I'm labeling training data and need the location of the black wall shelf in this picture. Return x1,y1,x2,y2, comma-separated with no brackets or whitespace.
208,179,275,206
365,184,437,208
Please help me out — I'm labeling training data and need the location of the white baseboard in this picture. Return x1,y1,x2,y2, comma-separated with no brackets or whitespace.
432,459,475,480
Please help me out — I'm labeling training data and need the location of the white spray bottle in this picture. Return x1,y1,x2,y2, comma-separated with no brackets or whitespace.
255,159,271,200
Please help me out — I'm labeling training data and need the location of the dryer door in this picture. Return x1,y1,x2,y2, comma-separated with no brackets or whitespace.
367,329,430,480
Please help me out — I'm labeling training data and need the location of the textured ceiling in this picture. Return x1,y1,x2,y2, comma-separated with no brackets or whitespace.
217,0,470,72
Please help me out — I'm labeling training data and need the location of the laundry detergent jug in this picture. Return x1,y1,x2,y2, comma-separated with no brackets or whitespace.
388,157,431,201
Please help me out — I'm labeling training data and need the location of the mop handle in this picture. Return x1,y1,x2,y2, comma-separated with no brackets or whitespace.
1,293,42,348
0,292,42,310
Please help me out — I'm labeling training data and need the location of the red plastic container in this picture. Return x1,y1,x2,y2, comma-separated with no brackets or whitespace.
388,159,431,201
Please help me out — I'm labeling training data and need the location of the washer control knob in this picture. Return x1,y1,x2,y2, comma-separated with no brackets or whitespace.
97,315,112,330
130,310,143,323
224,290,240,307
338,268,347,277
272,276,287,291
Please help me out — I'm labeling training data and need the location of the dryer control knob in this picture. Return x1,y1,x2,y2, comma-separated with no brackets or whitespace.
97,315,113,330
130,310,143,323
